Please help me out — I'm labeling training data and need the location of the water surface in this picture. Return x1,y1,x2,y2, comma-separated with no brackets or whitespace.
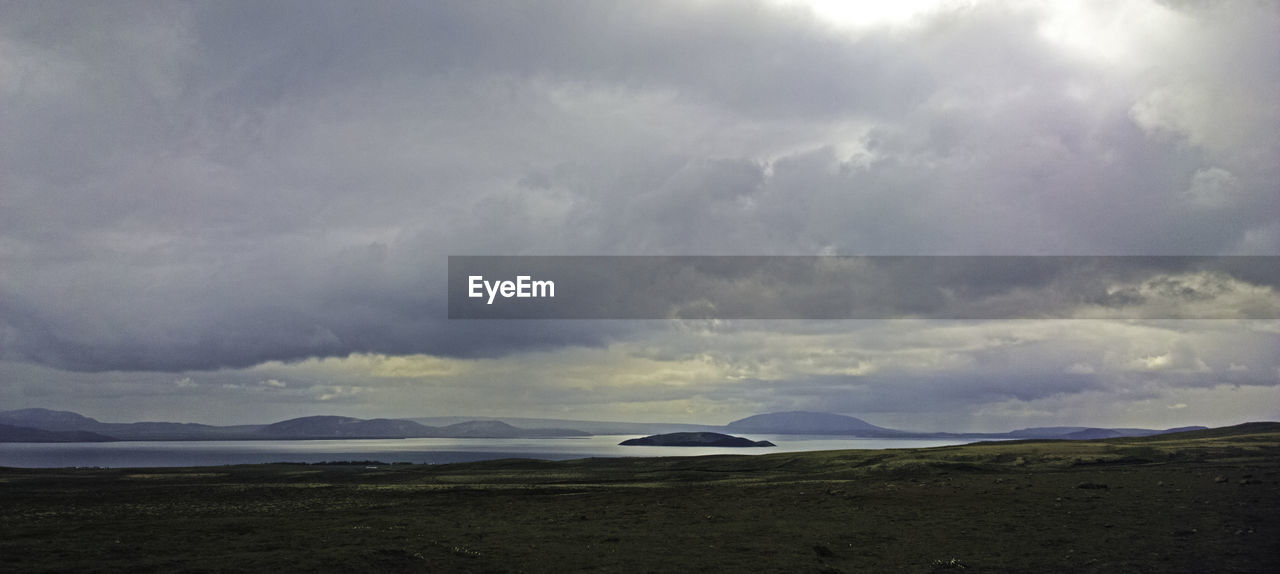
0,435,980,468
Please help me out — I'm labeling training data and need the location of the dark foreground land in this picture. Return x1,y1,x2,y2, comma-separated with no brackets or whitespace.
2,424,1277,573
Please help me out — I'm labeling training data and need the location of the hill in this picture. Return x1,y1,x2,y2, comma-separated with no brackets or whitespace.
1006,425,1210,439
259,416,437,439
727,412,1212,440
725,411,900,435
409,416,718,435
0,409,592,440
619,432,775,447
434,420,589,438
0,423,118,443
0,408,265,440
259,416,591,439
0,408,102,431
0,407,1220,442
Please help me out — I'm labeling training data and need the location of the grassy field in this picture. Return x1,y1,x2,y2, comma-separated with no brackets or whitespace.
2,423,1277,573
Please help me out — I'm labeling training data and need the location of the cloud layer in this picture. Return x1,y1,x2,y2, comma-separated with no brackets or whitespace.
1,1,1276,427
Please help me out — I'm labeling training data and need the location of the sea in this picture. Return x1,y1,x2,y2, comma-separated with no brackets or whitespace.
0,435,980,469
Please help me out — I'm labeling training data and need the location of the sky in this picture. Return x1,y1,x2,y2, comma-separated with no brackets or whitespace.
2,0,1278,430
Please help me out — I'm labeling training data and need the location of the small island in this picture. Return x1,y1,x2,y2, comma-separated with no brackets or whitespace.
619,432,775,447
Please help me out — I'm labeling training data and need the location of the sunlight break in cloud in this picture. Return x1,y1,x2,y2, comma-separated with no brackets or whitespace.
0,0,1276,428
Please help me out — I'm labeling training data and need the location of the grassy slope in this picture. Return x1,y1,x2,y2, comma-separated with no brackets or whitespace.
1,423,1276,573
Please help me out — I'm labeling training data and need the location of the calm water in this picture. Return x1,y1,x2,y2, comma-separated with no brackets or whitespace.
0,435,980,468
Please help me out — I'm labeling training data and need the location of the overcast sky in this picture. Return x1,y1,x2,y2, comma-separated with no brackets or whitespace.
2,0,1277,430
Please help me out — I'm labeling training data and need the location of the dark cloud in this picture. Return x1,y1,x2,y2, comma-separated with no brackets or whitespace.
0,1,1276,426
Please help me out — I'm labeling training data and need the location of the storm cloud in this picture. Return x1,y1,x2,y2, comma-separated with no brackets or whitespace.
1,1,1276,427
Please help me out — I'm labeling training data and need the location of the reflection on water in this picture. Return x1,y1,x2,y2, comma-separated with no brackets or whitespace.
0,435,980,468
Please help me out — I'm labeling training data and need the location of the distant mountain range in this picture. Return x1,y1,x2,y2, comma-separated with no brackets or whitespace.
408,416,721,436
722,411,1208,440
0,407,1209,443
0,408,588,442
258,416,588,439
0,423,116,443
727,411,901,435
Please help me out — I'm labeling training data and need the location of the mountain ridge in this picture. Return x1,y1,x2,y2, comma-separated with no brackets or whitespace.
0,423,118,443
726,411,902,435
723,411,1208,440
0,408,1214,443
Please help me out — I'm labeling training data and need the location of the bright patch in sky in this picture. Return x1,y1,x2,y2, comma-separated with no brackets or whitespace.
780,0,976,29
790,0,1178,67
1035,1,1182,65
